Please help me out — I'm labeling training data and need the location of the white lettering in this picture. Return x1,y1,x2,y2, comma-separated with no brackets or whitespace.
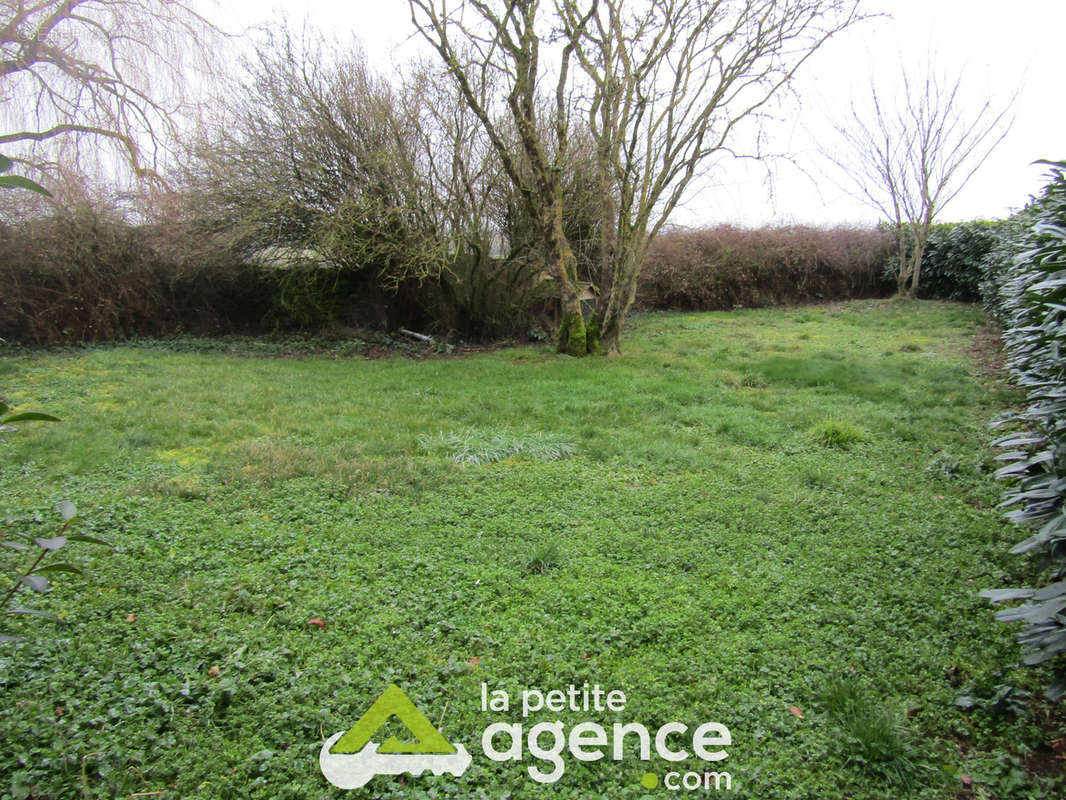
569,722,606,761
655,722,689,762
527,722,566,783
482,722,522,761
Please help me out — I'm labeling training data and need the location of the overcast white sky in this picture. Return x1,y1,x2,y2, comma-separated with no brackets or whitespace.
213,1,1065,228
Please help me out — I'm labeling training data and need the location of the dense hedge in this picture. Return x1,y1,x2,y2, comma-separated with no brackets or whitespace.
0,209,259,343
0,207,434,344
981,162,1066,700
636,225,894,311
916,221,1012,302
6,210,1045,347
1,214,899,345
977,213,1036,323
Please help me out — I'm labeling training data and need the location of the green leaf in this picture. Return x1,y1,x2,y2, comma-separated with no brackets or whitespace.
1045,675,1066,702
1,411,61,423
20,575,50,593
1033,580,1066,602
1022,649,1057,666
996,596,1066,623
33,562,82,576
1,541,30,552
33,536,67,551
56,501,76,520
0,174,52,196
980,588,1034,603
0,155,11,173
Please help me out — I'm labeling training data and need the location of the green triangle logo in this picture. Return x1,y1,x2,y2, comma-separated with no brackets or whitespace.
330,685,457,755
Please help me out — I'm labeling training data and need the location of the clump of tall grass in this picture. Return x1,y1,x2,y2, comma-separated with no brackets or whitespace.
418,429,576,465
809,420,866,450
524,541,564,575
815,676,927,790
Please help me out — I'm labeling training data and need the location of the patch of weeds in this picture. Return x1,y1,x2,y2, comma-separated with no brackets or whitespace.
924,450,969,480
524,541,563,574
115,333,372,358
965,753,1037,799
799,464,833,489
218,584,266,616
332,457,453,495
841,705,924,789
715,370,742,389
816,676,928,791
976,452,1000,475
740,373,769,389
809,420,866,449
220,436,321,483
120,432,154,449
818,675,868,716
900,341,923,353
418,429,576,465
137,477,206,500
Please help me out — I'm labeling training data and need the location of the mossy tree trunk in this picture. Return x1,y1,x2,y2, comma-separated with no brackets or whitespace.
545,189,596,355
413,0,863,357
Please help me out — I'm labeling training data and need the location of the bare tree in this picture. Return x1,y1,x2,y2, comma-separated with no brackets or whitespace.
409,0,864,355
0,0,221,184
824,62,1014,296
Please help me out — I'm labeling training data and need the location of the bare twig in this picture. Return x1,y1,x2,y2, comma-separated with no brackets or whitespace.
0,0,224,186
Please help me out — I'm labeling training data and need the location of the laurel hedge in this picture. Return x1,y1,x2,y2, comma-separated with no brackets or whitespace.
916,221,1012,302
981,161,1066,700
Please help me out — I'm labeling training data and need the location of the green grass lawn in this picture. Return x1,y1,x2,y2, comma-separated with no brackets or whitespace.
0,300,1060,799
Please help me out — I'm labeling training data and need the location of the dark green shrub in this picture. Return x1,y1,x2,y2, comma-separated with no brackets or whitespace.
981,161,1066,700
0,204,555,346
0,196,465,345
916,221,1010,302
979,211,1036,323
413,248,545,341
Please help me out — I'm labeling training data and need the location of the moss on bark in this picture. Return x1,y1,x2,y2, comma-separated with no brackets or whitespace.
557,311,588,356
585,316,602,355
